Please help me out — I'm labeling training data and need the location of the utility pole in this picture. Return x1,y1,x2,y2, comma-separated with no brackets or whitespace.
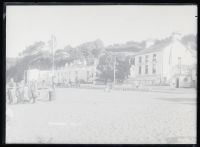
113,55,116,86
180,58,181,75
49,34,56,101
50,34,56,85
52,35,55,77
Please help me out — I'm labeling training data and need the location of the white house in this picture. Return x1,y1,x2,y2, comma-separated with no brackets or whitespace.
130,33,196,88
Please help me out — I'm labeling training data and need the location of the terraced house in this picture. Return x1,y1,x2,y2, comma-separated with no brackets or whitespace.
129,33,196,88
26,58,98,86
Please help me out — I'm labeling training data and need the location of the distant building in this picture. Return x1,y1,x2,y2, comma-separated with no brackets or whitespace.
26,59,98,85
26,69,52,87
54,59,97,84
129,33,196,88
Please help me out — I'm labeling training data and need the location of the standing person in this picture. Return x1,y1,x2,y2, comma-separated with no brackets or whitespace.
68,80,72,87
23,83,29,103
75,76,80,88
52,76,56,89
49,77,56,101
108,80,113,92
104,79,108,92
28,81,32,103
7,78,16,104
15,82,21,104
104,79,112,92
20,80,25,103
15,81,24,104
135,81,139,89
30,81,38,103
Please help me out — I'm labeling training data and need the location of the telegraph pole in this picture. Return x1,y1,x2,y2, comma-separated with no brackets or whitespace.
50,34,56,86
49,34,56,101
113,55,116,86
52,35,55,77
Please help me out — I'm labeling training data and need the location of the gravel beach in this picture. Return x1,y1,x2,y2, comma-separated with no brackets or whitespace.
6,88,196,144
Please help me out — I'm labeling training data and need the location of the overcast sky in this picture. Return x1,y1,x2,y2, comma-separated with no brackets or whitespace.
6,5,197,57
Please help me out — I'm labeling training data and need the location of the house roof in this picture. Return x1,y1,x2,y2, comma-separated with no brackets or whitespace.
106,43,144,53
106,34,196,57
135,38,172,56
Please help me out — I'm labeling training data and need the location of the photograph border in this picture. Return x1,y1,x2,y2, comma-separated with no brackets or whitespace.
1,1,199,146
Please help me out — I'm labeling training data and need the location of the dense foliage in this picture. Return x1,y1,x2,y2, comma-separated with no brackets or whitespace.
96,52,131,84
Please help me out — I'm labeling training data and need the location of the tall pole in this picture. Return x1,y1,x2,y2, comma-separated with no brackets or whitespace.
113,55,116,86
180,58,181,75
52,35,55,77
51,34,55,86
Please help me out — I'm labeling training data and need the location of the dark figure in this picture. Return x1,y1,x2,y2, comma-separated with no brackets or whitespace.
15,83,22,103
30,81,38,103
68,80,72,87
49,83,56,101
7,78,16,104
75,77,80,88
105,79,112,92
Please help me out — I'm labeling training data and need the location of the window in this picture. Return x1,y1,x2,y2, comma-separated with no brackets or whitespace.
132,58,135,65
184,77,188,82
152,64,156,74
139,66,142,74
145,55,149,63
153,54,156,62
139,56,142,63
153,64,156,74
145,65,148,74
169,50,172,64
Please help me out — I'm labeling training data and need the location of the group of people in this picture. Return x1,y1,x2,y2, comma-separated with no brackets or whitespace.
6,78,38,104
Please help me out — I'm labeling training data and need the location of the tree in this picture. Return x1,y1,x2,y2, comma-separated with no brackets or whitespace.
115,55,131,83
77,39,104,59
181,34,197,50
96,52,131,84
22,41,45,57
64,45,84,62
91,39,104,58
6,41,50,82
28,50,52,69
6,61,23,82
96,52,115,84
54,49,71,68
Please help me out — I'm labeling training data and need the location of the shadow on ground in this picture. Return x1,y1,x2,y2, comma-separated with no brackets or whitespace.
154,98,196,103
166,136,196,144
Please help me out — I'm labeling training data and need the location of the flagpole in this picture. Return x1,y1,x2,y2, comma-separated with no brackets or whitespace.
52,35,55,77
51,34,55,86
50,34,56,101
113,55,116,86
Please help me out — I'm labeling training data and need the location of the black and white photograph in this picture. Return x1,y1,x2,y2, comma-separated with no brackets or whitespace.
6,5,197,144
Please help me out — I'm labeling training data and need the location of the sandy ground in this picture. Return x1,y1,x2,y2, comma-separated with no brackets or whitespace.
6,88,196,144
